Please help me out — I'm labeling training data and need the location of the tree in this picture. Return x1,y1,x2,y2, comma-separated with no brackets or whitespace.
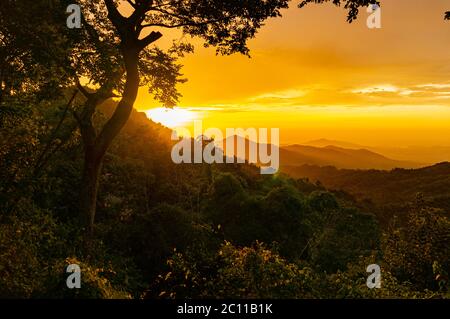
0,0,74,109
298,0,379,22
383,197,450,291
153,241,315,299
299,0,449,22
2,0,290,239
61,0,291,239
0,0,83,214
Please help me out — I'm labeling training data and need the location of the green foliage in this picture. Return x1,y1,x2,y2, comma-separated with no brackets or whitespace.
100,202,211,280
205,174,313,260
308,191,339,213
154,241,315,299
42,257,132,299
0,208,52,298
309,207,380,273
0,198,81,298
317,256,438,299
383,198,450,291
0,0,81,103
0,109,44,205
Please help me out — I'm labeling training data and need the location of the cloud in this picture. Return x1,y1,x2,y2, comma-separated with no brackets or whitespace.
249,89,308,102
185,105,252,114
351,85,400,95
415,83,450,89
350,83,450,102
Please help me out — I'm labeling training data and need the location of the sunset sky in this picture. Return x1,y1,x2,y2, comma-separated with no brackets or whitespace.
125,0,450,147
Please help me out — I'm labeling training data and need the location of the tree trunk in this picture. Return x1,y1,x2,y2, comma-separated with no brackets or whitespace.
79,49,140,240
80,147,103,238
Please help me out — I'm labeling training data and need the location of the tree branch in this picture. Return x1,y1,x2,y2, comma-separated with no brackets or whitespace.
139,31,163,50
76,78,91,98
104,0,127,34
140,21,212,29
128,0,154,25
33,90,78,176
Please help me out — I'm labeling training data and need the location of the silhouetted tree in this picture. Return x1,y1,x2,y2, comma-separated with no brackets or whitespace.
298,0,379,22
68,0,290,239
0,0,289,239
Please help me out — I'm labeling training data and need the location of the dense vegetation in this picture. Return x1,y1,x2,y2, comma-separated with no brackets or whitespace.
1,101,448,298
283,164,450,227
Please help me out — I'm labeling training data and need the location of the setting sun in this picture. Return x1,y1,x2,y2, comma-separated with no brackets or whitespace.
145,107,200,129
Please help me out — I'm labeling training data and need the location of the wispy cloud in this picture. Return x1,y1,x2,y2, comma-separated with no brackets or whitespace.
415,83,450,89
350,83,450,102
184,105,252,114
351,85,399,94
249,89,308,102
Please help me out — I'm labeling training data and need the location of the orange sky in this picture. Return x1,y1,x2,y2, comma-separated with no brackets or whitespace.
123,0,450,147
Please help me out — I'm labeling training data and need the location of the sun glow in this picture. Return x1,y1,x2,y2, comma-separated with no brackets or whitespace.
145,107,200,129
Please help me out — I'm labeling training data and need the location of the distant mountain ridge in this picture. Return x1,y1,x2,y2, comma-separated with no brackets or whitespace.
221,136,423,170
302,138,365,149
280,144,422,170
303,138,450,164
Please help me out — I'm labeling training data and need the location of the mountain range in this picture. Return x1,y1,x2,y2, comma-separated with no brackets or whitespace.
222,136,424,170
302,138,450,165
279,144,422,170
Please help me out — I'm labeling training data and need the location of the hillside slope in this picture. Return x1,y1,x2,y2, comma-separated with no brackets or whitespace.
282,162,450,211
281,144,421,170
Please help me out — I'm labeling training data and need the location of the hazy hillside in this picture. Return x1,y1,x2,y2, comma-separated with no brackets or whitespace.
222,136,422,170
282,162,450,212
302,139,365,149
371,145,450,164
304,138,450,164
281,144,422,170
